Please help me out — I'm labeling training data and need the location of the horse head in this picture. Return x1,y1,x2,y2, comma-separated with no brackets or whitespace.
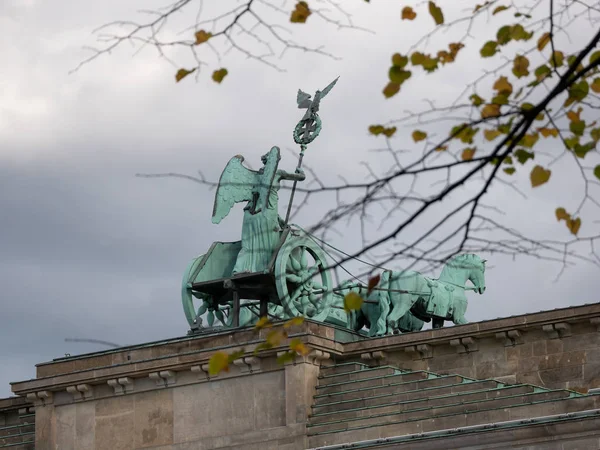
467,256,486,294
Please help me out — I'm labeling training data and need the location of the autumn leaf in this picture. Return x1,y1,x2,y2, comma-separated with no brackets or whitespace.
512,55,530,78
530,165,551,187
593,165,600,180
194,30,212,45
255,316,273,330
382,127,397,137
550,51,564,67
421,55,439,72
227,349,245,364
369,125,385,135
480,41,498,57
289,337,310,355
537,32,551,51
569,120,585,136
410,52,425,65
367,274,381,295
266,329,287,347
344,292,363,313
481,104,501,118
175,68,196,82
212,68,228,83
591,78,600,94
428,1,444,24
290,1,311,23
412,130,427,142
284,316,305,329
496,26,511,45
566,108,582,122
493,5,509,14
401,6,417,20
383,82,400,98
392,53,409,68
435,145,448,152
539,127,558,138
555,207,569,221
519,133,539,148
592,128,600,143
208,351,230,375
493,76,513,95
461,148,476,160
566,217,581,235
484,129,501,141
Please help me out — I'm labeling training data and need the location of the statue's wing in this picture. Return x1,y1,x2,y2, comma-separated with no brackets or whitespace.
297,89,312,108
319,76,339,99
212,155,258,224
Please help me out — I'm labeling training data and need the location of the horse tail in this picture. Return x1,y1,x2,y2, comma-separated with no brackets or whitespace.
181,255,205,327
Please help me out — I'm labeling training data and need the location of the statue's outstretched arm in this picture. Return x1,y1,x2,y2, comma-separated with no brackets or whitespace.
278,168,305,182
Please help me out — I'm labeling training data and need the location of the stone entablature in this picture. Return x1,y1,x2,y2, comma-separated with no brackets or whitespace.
8,302,600,449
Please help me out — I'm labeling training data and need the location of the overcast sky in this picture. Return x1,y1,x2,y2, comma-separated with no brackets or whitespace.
1,0,599,397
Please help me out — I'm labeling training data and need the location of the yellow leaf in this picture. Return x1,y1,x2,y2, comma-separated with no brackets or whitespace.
412,130,427,142
194,30,212,45
566,217,581,235
591,78,600,94
212,68,228,83
555,207,569,222
290,1,311,23
434,145,448,152
493,76,513,95
383,82,400,98
369,125,385,136
410,52,425,65
539,127,558,138
461,148,476,160
566,108,582,122
530,165,551,187
481,104,501,118
208,351,230,376
175,68,196,82
382,126,397,137
392,53,409,68
253,342,272,355
473,2,491,13
428,1,444,25
537,32,551,51
255,316,272,330
289,337,310,356
227,349,245,363
492,5,509,14
284,316,305,329
344,292,363,313
484,129,501,141
512,55,530,78
470,94,485,106
401,6,417,20
266,329,287,347
519,133,539,148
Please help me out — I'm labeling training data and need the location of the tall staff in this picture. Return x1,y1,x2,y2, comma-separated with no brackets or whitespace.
284,76,339,225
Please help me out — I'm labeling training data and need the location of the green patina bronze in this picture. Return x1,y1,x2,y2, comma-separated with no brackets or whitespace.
181,78,487,336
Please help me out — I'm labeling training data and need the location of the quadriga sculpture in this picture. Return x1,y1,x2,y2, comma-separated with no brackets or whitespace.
336,254,487,336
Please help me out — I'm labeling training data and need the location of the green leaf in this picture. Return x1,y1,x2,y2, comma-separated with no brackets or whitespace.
212,68,228,83
512,55,530,78
569,120,586,136
564,135,579,150
484,129,501,141
503,167,516,175
492,94,508,105
550,51,564,67
496,26,511,45
564,81,589,107
480,41,498,57
493,5,509,14
389,66,412,84
470,94,485,106
567,55,584,72
451,124,479,143
411,52,425,65
593,165,600,180
382,126,397,137
392,53,409,68
590,51,600,66
421,55,439,72
534,65,552,83
175,68,196,82
283,316,305,328
514,149,534,164
519,133,539,148
428,1,444,24
369,125,385,136
276,351,297,365
510,24,533,41
530,165,551,187
591,128,600,143
574,141,596,158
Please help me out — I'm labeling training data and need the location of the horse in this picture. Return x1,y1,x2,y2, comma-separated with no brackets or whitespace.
336,254,487,336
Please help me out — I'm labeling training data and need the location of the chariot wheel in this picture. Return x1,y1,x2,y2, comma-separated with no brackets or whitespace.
275,230,333,321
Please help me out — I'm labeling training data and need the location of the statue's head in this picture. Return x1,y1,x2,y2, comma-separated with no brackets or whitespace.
261,153,269,165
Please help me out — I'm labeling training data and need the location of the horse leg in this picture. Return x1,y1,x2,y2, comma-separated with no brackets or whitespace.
432,318,444,329
387,293,415,329
374,296,390,336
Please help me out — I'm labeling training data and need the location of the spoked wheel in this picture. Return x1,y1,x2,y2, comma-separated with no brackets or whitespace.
275,230,333,321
